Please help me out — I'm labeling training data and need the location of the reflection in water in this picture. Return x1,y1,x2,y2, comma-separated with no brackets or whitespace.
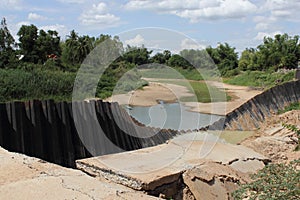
125,103,222,130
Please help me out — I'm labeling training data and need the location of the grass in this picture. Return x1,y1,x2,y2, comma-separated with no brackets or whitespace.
139,67,232,103
148,79,230,103
208,131,254,144
278,102,300,114
224,70,295,89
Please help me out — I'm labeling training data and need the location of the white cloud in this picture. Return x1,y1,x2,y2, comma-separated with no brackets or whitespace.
0,0,22,9
125,0,257,22
124,34,145,47
180,38,205,50
79,2,121,28
254,31,283,41
258,0,300,22
16,21,31,27
39,24,69,39
253,0,300,38
28,13,47,21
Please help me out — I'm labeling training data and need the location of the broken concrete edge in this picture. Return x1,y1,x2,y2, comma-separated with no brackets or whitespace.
76,160,183,191
76,158,267,197
76,161,144,190
227,157,271,166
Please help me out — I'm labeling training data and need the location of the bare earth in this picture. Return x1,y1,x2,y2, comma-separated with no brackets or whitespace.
241,110,300,163
105,81,192,107
105,79,262,115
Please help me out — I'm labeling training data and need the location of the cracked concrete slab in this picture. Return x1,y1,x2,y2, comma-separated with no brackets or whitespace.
0,147,159,200
76,132,269,198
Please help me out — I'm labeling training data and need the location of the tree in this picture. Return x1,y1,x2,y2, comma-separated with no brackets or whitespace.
150,50,171,64
63,30,80,65
0,17,17,68
36,29,61,63
207,43,238,76
238,48,259,71
167,54,192,69
17,24,39,63
76,35,94,64
180,49,215,69
256,34,300,71
122,45,152,65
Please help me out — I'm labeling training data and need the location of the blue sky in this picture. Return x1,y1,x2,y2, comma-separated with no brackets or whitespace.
1,0,300,53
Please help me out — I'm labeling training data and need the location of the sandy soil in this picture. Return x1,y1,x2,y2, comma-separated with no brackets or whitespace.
105,81,193,107
241,110,300,163
105,79,262,115
186,81,262,115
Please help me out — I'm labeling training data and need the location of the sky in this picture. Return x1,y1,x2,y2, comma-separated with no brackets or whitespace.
1,0,300,53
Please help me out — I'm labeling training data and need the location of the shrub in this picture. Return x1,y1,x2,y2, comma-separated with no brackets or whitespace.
232,159,300,200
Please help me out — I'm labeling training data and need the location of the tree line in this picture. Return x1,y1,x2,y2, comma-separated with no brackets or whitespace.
1,17,300,74
0,17,299,101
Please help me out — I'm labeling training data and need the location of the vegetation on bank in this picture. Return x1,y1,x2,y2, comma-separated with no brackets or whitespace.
224,70,295,89
278,102,300,114
232,159,300,200
282,123,300,151
0,17,300,102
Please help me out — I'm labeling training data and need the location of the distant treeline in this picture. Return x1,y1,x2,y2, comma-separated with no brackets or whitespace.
0,17,299,101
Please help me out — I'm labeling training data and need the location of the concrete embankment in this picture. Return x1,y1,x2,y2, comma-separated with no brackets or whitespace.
210,80,300,131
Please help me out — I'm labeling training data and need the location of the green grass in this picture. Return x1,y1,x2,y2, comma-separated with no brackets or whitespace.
278,102,300,114
208,131,254,144
225,70,295,89
148,79,229,103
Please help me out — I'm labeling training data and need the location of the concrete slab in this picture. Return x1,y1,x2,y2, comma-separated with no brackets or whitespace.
0,147,158,200
76,132,269,194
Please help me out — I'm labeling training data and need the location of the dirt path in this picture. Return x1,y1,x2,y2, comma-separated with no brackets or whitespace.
105,79,262,115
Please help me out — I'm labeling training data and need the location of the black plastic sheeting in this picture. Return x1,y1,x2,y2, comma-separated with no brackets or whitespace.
0,100,180,168
210,80,300,131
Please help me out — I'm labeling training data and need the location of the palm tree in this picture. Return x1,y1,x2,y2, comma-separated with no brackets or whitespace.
65,30,80,64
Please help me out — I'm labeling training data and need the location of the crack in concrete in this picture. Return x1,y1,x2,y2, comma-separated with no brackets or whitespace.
59,177,96,200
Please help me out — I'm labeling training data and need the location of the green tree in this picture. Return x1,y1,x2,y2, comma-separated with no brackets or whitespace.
0,17,17,68
180,49,215,69
150,50,171,64
167,54,192,69
207,43,238,76
121,45,152,65
63,30,80,65
256,34,300,71
238,48,259,71
36,29,61,63
17,24,39,63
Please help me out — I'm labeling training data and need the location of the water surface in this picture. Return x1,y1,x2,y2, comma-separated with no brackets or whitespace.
125,102,222,130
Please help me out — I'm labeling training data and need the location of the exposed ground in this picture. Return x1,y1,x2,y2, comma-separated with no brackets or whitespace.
105,79,262,115
0,147,159,200
241,110,300,163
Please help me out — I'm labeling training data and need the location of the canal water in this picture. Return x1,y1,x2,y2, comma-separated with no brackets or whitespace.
125,102,222,130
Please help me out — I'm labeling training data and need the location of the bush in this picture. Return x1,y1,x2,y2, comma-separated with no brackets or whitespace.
0,68,75,102
225,70,295,89
232,159,300,200
278,102,300,114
